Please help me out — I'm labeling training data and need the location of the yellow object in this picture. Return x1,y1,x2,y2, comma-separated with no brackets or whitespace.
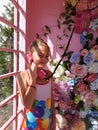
69,0,79,7
74,95,81,104
35,126,42,130
41,118,49,129
90,49,98,60
46,98,51,109
23,118,26,128
71,120,86,130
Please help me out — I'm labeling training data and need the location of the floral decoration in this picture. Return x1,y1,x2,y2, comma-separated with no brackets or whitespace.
50,32,98,130
89,18,98,31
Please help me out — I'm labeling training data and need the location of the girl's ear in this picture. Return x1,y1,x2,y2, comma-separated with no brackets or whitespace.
25,53,33,65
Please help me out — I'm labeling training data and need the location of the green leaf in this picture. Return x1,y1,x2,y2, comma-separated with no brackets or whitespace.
59,12,65,18
78,101,84,111
74,95,81,104
86,33,93,40
96,37,98,44
57,19,61,29
44,25,51,33
65,51,73,56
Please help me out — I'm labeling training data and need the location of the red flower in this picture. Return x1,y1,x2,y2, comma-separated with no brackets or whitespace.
85,73,97,82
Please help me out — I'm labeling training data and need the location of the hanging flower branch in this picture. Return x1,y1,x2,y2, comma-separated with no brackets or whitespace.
37,0,76,41
46,26,75,80
36,0,98,80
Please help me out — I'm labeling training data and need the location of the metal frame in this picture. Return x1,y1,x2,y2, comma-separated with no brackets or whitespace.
0,0,26,129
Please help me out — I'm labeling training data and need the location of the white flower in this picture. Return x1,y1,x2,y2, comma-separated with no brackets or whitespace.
79,110,87,118
90,79,98,90
93,98,98,108
51,64,65,78
88,62,98,73
89,117,98,130
56,113,67,129
89,18,98,31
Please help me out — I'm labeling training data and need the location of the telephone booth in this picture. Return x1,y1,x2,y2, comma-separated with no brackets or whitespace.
0,0,98,130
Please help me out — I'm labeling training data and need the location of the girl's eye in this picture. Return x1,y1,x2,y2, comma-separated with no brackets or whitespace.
39,55,43,58
46,56,49,58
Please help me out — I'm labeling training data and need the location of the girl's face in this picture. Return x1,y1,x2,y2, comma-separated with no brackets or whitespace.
32,45,50,68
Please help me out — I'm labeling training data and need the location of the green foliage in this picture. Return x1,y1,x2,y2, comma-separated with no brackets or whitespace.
0,52,8,74
0,2,14,99
2,3,14,23
86,33,93,41
0,78,13,101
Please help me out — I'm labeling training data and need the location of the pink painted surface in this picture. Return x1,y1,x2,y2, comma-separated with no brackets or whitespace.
26,0,98,59
26,0,63,55
0,1,98,129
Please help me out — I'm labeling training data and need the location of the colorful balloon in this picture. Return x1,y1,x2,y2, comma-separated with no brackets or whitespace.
30,108,34,113
22,118,26,128
35,126,43,130
41,118,49,129
24,127,29,130
26,120,37,129
46,98,51,109
38,100,45,108
36,118,42,126
32,100,39,108
42,108,50,119
34,106,44,118
26,111,36,123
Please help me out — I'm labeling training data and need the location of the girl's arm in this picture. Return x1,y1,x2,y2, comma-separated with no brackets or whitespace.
16,63,37,109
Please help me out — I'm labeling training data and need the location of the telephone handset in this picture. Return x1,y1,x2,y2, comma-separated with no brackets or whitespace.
25,53,33,65
25,53,48,80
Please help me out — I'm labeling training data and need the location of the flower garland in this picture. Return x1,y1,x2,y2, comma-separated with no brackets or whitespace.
50,32,98,130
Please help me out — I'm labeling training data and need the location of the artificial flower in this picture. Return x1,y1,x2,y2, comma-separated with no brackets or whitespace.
90,48,98,61
88,62,98,73
51,33,98,130
83,52,95,65
80,49,88,56
69,53,80,63
71,64,87,78
80,31,88,45
89,18,98,31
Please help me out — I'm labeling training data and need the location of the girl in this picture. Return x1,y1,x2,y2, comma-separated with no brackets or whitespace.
16,40,55,130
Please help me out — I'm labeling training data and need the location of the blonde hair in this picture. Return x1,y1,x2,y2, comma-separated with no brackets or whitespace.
30,39,50,53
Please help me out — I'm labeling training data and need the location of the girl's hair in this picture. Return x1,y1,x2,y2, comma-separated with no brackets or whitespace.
29,39,50,53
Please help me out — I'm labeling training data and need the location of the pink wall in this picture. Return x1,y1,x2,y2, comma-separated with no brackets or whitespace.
26,0,63,55
26,0,98,58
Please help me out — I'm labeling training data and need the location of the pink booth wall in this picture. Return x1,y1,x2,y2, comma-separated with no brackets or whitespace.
26,0,98,59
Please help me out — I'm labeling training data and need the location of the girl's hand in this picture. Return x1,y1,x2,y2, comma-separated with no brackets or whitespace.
26,63,37,86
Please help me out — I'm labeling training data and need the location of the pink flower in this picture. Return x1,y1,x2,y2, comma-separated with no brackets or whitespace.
71,64,87,78
65,70,75,78
80,49,88,56
81,90,97,107
76,82,88,93
92,45,98,50
58,100,68,111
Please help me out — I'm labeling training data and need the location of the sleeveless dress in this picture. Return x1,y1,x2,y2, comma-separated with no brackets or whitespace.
21,81,52,130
